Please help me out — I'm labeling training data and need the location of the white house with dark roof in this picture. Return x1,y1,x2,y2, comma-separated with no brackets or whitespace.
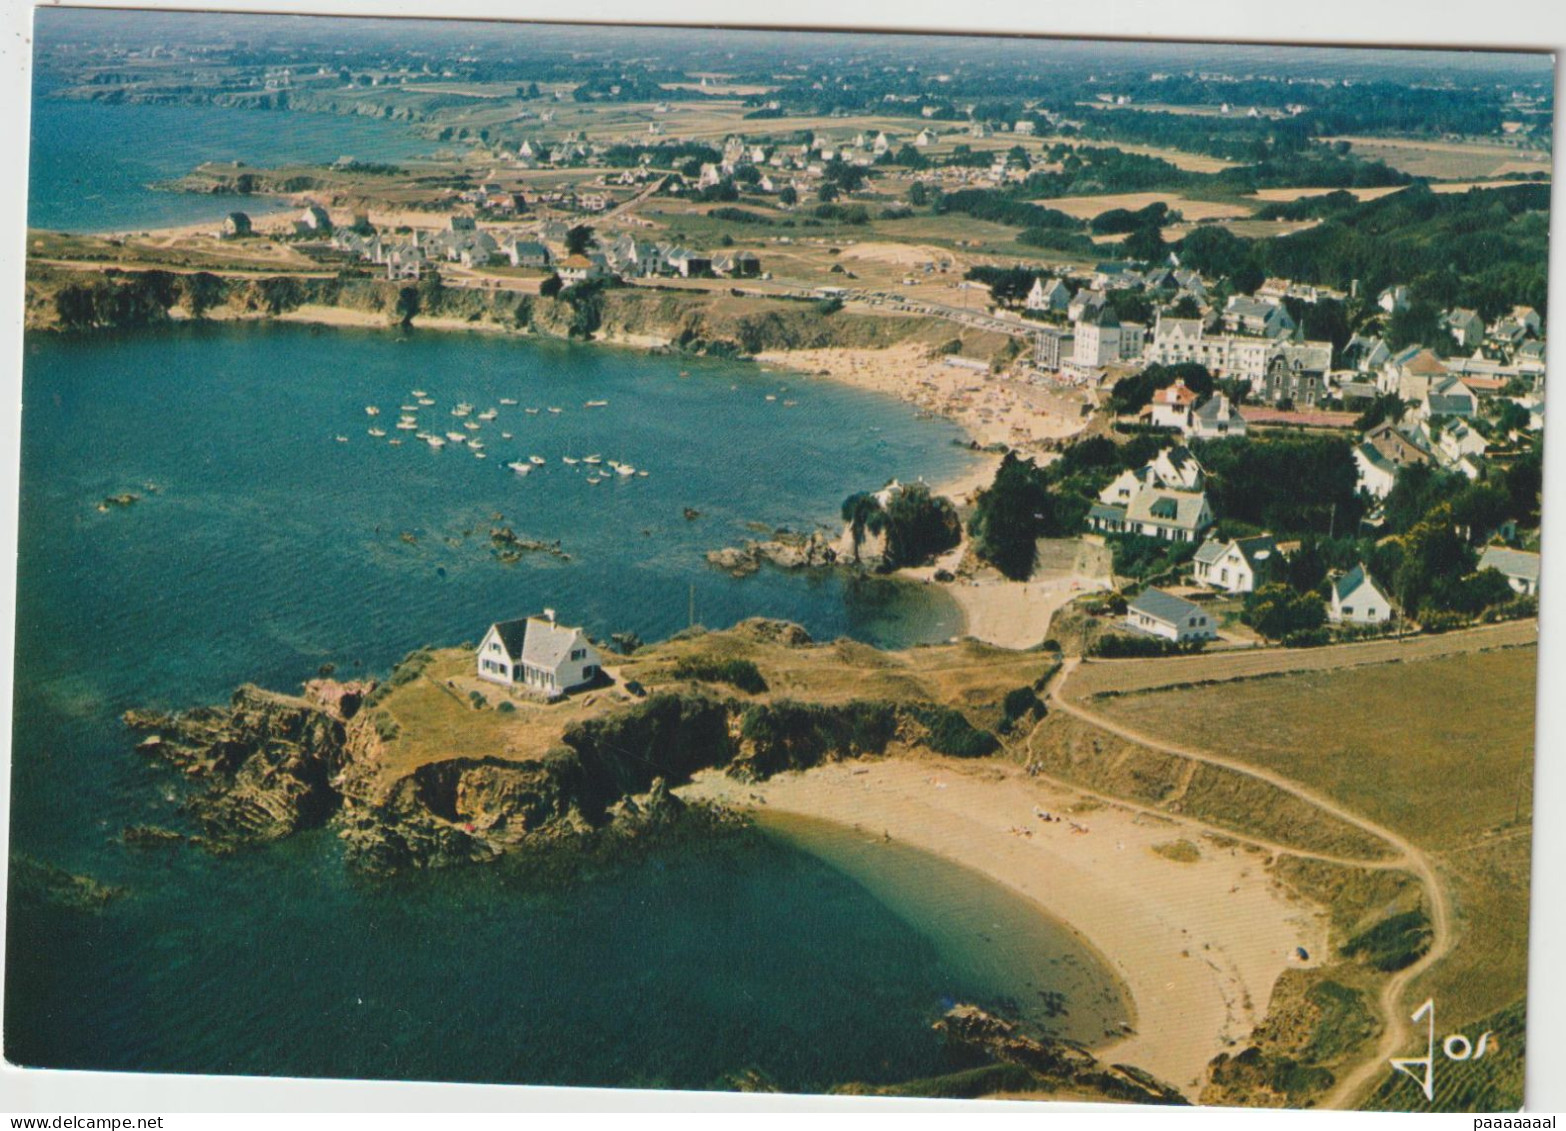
1186,393,1247,439
1478,546,1541,596
1125,588,1216,642
476,610,603,698
1328,565,1392,625
1193,534,1277,594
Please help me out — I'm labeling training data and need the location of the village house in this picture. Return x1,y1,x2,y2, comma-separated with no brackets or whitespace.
1125,587,1216,642
1328,564,1393,625
1223,295,1296,339
1416,375,1478,421
1146,378,1199,429
476,609,604,698
1193,534,1277,594
504,239,552,269
1026,276,1072,314
295,202,333,235
557,254,608,284
1341,334,1391,374
1443,308,1487,349
1478,546,1541,596
1378,285,1411,315
1185,393,1247,439
1090,475,1213,542
1353,441,1399,500
1261,344,1332,407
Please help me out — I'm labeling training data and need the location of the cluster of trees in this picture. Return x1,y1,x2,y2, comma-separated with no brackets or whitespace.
968,453,1088,579
1175,183,1551,321
1108,362,1214,414
839,483,961,569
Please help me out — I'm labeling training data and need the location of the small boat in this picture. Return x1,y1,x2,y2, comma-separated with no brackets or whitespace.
478,409,498,421
445,432,468,444
500,432,513,440
335,435,349,443
583,455,602,465
451,406,472,418
396,420,418,431
783,400,797,407
400,404,418,412
506,461,532,476
418,398,436,407
586,475,603,485
616,464,636,477
365,405,380,416
411,389,428,398
637,470,649,478
547,407,562,415
469,440,485,451
473,452,487,460
679,371,689,377
765,394,777,402
368,428,386,437
464,421,481,431
584,400,608,408
425,436,446,448
388,439,403,447
499,398,518,406
562,456,579,465
529,455,546,466
525,407,540,415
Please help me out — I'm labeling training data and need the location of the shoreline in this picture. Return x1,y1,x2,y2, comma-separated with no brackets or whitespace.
682,755,1329,1100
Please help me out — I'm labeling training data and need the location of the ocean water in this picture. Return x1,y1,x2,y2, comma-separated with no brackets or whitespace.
6,323,1128,1091
27,86,436,233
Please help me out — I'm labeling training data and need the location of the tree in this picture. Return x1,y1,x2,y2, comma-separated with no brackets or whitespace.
565,225,595,256
778,185,798,207
179,271,225,318
539,273,564,298
1168,294,1203,319
392,285,420,326
1243,584,1327,640
840,492,888,564
54,282,99,329
906,181,929,207
881,483,960,567
817,182,840,204
968,453,1083,580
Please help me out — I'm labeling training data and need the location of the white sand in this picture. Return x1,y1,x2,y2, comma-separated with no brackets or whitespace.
683,756,1329,1099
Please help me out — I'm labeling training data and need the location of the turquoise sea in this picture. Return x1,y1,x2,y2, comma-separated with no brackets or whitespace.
27,81,436,233
9,85,1130,1095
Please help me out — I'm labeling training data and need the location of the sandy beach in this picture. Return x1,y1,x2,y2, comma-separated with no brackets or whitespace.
755,344,1091,451
683,755,1328,1099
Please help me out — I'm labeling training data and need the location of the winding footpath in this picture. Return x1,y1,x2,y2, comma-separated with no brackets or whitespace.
1041,655,1457,1110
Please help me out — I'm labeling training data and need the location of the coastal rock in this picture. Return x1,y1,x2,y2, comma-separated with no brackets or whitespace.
705,532,838,577
8,855,125,911
732,618,813,647
935,1005,1188,1106
123,681,370,849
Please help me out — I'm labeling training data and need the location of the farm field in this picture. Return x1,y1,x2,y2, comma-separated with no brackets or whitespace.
1091,647,1536,848
1250,185,1411,203
1324,136,1552,180
1034,191,1254,222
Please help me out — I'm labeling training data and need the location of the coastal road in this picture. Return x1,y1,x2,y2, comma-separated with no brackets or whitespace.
1044,656,1458,1110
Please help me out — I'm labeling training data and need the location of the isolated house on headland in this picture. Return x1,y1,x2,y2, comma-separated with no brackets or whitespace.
476,609,603,698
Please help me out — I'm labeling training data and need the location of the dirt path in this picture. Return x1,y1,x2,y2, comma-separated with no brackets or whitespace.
1044,658,1455,1109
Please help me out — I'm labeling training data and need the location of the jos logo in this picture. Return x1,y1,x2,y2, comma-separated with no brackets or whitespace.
1390,998,1497,1101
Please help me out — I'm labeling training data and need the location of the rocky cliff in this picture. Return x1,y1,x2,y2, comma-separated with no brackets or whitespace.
126,656,999,875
